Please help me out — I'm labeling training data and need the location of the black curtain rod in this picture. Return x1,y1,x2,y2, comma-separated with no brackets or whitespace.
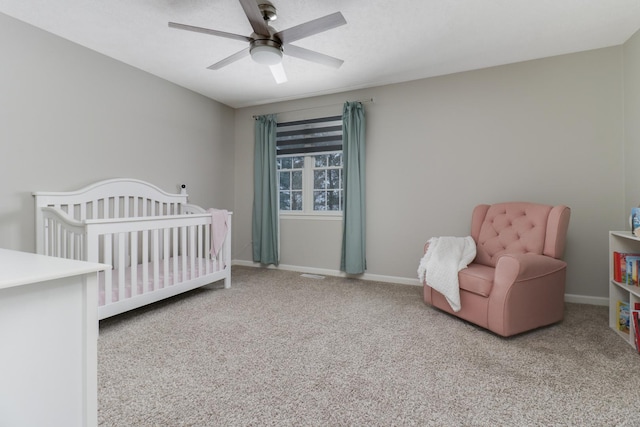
252,98,374,119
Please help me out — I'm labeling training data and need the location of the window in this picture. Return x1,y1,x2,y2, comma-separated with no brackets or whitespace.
312,152,343,211
277,155,304,211
276,116,343,215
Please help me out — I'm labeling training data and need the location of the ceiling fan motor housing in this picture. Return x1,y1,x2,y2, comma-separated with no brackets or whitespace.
259,2,277,21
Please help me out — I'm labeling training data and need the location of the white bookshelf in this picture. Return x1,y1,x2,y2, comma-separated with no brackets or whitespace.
609,231,640,346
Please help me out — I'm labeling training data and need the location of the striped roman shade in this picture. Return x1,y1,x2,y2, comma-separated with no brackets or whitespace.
276,115,343,155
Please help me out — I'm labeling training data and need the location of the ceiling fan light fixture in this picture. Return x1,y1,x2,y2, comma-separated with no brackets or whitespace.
269,63,287,84
250,41,283,65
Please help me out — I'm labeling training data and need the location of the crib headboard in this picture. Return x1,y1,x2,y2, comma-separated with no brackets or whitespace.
33,178,189,223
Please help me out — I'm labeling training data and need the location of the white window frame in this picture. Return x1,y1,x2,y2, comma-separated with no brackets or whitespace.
277,151,343,219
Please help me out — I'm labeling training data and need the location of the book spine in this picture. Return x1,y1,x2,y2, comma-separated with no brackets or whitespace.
614,251,622,282
618,300,630,334
631,302,640,353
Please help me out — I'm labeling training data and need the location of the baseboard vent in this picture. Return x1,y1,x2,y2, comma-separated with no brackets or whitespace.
301,273,325,280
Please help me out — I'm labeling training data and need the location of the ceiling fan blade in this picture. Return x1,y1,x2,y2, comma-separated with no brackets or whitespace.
207,47,251,70
274,12,346,44
168,22,251,43
238,0,270,36
269,63,287,84
284,44,344,69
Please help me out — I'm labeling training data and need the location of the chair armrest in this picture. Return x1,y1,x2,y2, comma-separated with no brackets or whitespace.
495,253,567,287
489,253,567,336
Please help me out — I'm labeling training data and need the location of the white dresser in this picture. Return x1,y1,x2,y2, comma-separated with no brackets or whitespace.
0,248,108,427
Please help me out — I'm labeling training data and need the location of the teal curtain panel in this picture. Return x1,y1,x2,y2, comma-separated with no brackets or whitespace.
340,102,366,274
252,114,279,265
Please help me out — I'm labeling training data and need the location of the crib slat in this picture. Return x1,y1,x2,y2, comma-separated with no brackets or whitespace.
172,228,178,286
52,222,60,256
123,196,129,218
114,196,120,219
189,225,196,280
65,229,71,259
133,197,139,218
49,219,56,257
204,223,211,274
130,231,138,296
76,232,83,260
181,226,187,282
117,233,125,301
56,222,64,257
46,219,56,256
142,230,149,293
152,229,160,290
197,224,203,277
163,228,170,288
104,234,113,304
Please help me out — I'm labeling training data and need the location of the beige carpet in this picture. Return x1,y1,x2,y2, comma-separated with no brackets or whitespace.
98,266,640,426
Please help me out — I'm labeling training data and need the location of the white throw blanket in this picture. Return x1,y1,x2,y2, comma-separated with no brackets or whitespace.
417,236,476,312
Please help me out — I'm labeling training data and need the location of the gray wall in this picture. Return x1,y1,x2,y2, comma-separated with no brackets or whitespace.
234,46,625,302
625,30,640,214
0,13,235,252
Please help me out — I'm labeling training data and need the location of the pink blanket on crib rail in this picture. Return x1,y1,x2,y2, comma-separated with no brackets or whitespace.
207,208,229,258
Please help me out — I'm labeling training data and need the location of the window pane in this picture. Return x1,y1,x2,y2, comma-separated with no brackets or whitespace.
314,154,327,167
328,169,341,189
292,156,304,168
314,191,327,210
276,158,282,169
314,170,327,189
281,157,292,169
329,153,342,167
292,170,303,190
292,191,303,211
280,192,290,210
328,190,341,210
279,171,290,191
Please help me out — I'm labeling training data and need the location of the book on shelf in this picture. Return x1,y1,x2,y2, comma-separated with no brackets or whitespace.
627,256,640,286
632,303,640,353
617,300,630,334
613,251,640,284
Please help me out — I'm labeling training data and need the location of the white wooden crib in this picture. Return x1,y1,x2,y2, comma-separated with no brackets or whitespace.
33,178,231,320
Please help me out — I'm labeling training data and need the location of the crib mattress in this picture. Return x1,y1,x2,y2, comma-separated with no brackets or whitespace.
98,256,221,306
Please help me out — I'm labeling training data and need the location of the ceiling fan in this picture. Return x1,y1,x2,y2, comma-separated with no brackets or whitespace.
168,0,347,84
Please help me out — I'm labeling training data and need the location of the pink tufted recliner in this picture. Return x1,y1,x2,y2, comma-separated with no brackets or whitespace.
423,202,571,337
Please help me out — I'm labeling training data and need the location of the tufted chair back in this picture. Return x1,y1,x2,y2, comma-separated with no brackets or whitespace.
471,202,570,268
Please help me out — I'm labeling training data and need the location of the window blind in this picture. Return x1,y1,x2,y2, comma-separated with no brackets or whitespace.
276,115,342,155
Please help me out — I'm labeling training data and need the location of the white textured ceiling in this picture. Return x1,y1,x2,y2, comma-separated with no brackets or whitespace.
2,0,640,108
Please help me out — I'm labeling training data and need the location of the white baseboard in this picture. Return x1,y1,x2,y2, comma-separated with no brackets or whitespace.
564,293,608,306
231,260,607,306
232,259,421,286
